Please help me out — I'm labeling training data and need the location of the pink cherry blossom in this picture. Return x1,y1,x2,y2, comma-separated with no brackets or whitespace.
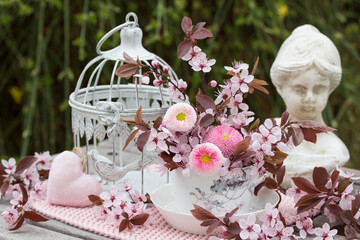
258,203,279,227
100,186,126,208
153,79,162,86
10,191,24,208
224,61,249,73
1,158,16,175
35,151,52,170
133,74,150,84
239,214,261,240
189,53,216,72
230,68,254,93
181,46,202,61
314,223,337,240
296,217,314,239
167,79,187,100
1,207,19,227
169,142,191,163
146,128,169,152
338,168,360,180
30,181,48,201
110,206,125,225
339,183,355,210
151,60,160,69
286,180,306,202
95,205,110,221
269,221,294,240
162,65,169,73
130,189,147,203
189,143,224,176
215,83,232,104
209,80,217,87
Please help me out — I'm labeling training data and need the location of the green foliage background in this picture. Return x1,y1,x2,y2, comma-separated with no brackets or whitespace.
1,0,359,168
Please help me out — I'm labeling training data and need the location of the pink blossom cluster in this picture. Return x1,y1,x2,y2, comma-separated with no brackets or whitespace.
182,46,216,73
210,203,337,240
1,187,28,228
1,152,52,200
95,180,152,228
250,119,286,160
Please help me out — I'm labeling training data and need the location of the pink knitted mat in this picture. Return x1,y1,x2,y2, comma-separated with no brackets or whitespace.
30,195,298,240
30,199,207,240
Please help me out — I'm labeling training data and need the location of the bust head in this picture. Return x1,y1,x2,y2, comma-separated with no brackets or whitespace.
270,24,342,124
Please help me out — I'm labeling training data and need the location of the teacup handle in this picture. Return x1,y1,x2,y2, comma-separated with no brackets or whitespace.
96,12,138,55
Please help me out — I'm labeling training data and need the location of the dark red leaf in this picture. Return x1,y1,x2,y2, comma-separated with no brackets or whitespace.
340,210,353,225
280,111,289,126
196,94,216,110
301,127,317,143
222,231,237,239
200,219,218,227
136,130,151,152
292,177,321,194
313,167,329,192
19,184,28,205
264,162,277,175
191,28,213,40
338,178,350,194
199,114,214,128
121,212,129,219
331,170,340,190
9,215,25,231
0,162,5,175
227,222,241,235
351,194,360,216
0,179,9,197
233,138,249,156
248,118,260,132
24,211,48,222
135,106,142,125
88,194,104,206
181,16,193,35
279,212,286,226
15,156,37,174
296,120,335,133
122,52,137,65
252,82,269,95
177,38,193,58
288,127,304,146
130,213,149,225
119,219,129,232
115,64,139,79
251,57,259,76
296,195,324,214
190,204,219,221
254,182,265,196
264,177,278,190
123,129,140,151
327,204,343,222
224,207,239,224
159,152,178,171
276,166,286,186
153,116,163,129
265,151,288,165
344,224,357,239
206,220,220,236
193,22,206,32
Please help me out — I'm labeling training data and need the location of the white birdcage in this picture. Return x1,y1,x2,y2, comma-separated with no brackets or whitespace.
68,12,179,188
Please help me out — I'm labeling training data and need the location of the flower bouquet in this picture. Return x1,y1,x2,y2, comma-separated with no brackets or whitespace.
116,16,334,234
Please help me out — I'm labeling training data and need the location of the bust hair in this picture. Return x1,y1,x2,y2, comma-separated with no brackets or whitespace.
270,24,342,93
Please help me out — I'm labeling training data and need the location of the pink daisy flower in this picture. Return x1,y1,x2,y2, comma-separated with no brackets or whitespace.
163,102,197,132
203,125,243,157
189,143,224,176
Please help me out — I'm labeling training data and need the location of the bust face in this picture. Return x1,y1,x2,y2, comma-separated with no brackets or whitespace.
278,67,330,122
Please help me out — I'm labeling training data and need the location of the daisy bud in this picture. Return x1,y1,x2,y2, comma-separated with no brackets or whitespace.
209,80,217,88
151,60,160,69
162,65,169,73
141,76,150,84
153,79,162,87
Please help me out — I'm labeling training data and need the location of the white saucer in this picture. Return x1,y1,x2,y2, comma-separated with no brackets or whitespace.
151,184,279,235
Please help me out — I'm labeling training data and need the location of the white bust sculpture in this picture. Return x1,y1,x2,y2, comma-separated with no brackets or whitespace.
270,24,350,187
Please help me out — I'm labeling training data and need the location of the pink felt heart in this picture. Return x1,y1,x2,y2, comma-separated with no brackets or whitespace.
47,151,102,207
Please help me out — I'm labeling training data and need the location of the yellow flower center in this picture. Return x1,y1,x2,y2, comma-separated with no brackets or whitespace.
176,112,187,121
222,135,229,139
201,154,212,164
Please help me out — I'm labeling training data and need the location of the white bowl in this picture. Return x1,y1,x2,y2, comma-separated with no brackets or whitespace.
151,184,279,235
